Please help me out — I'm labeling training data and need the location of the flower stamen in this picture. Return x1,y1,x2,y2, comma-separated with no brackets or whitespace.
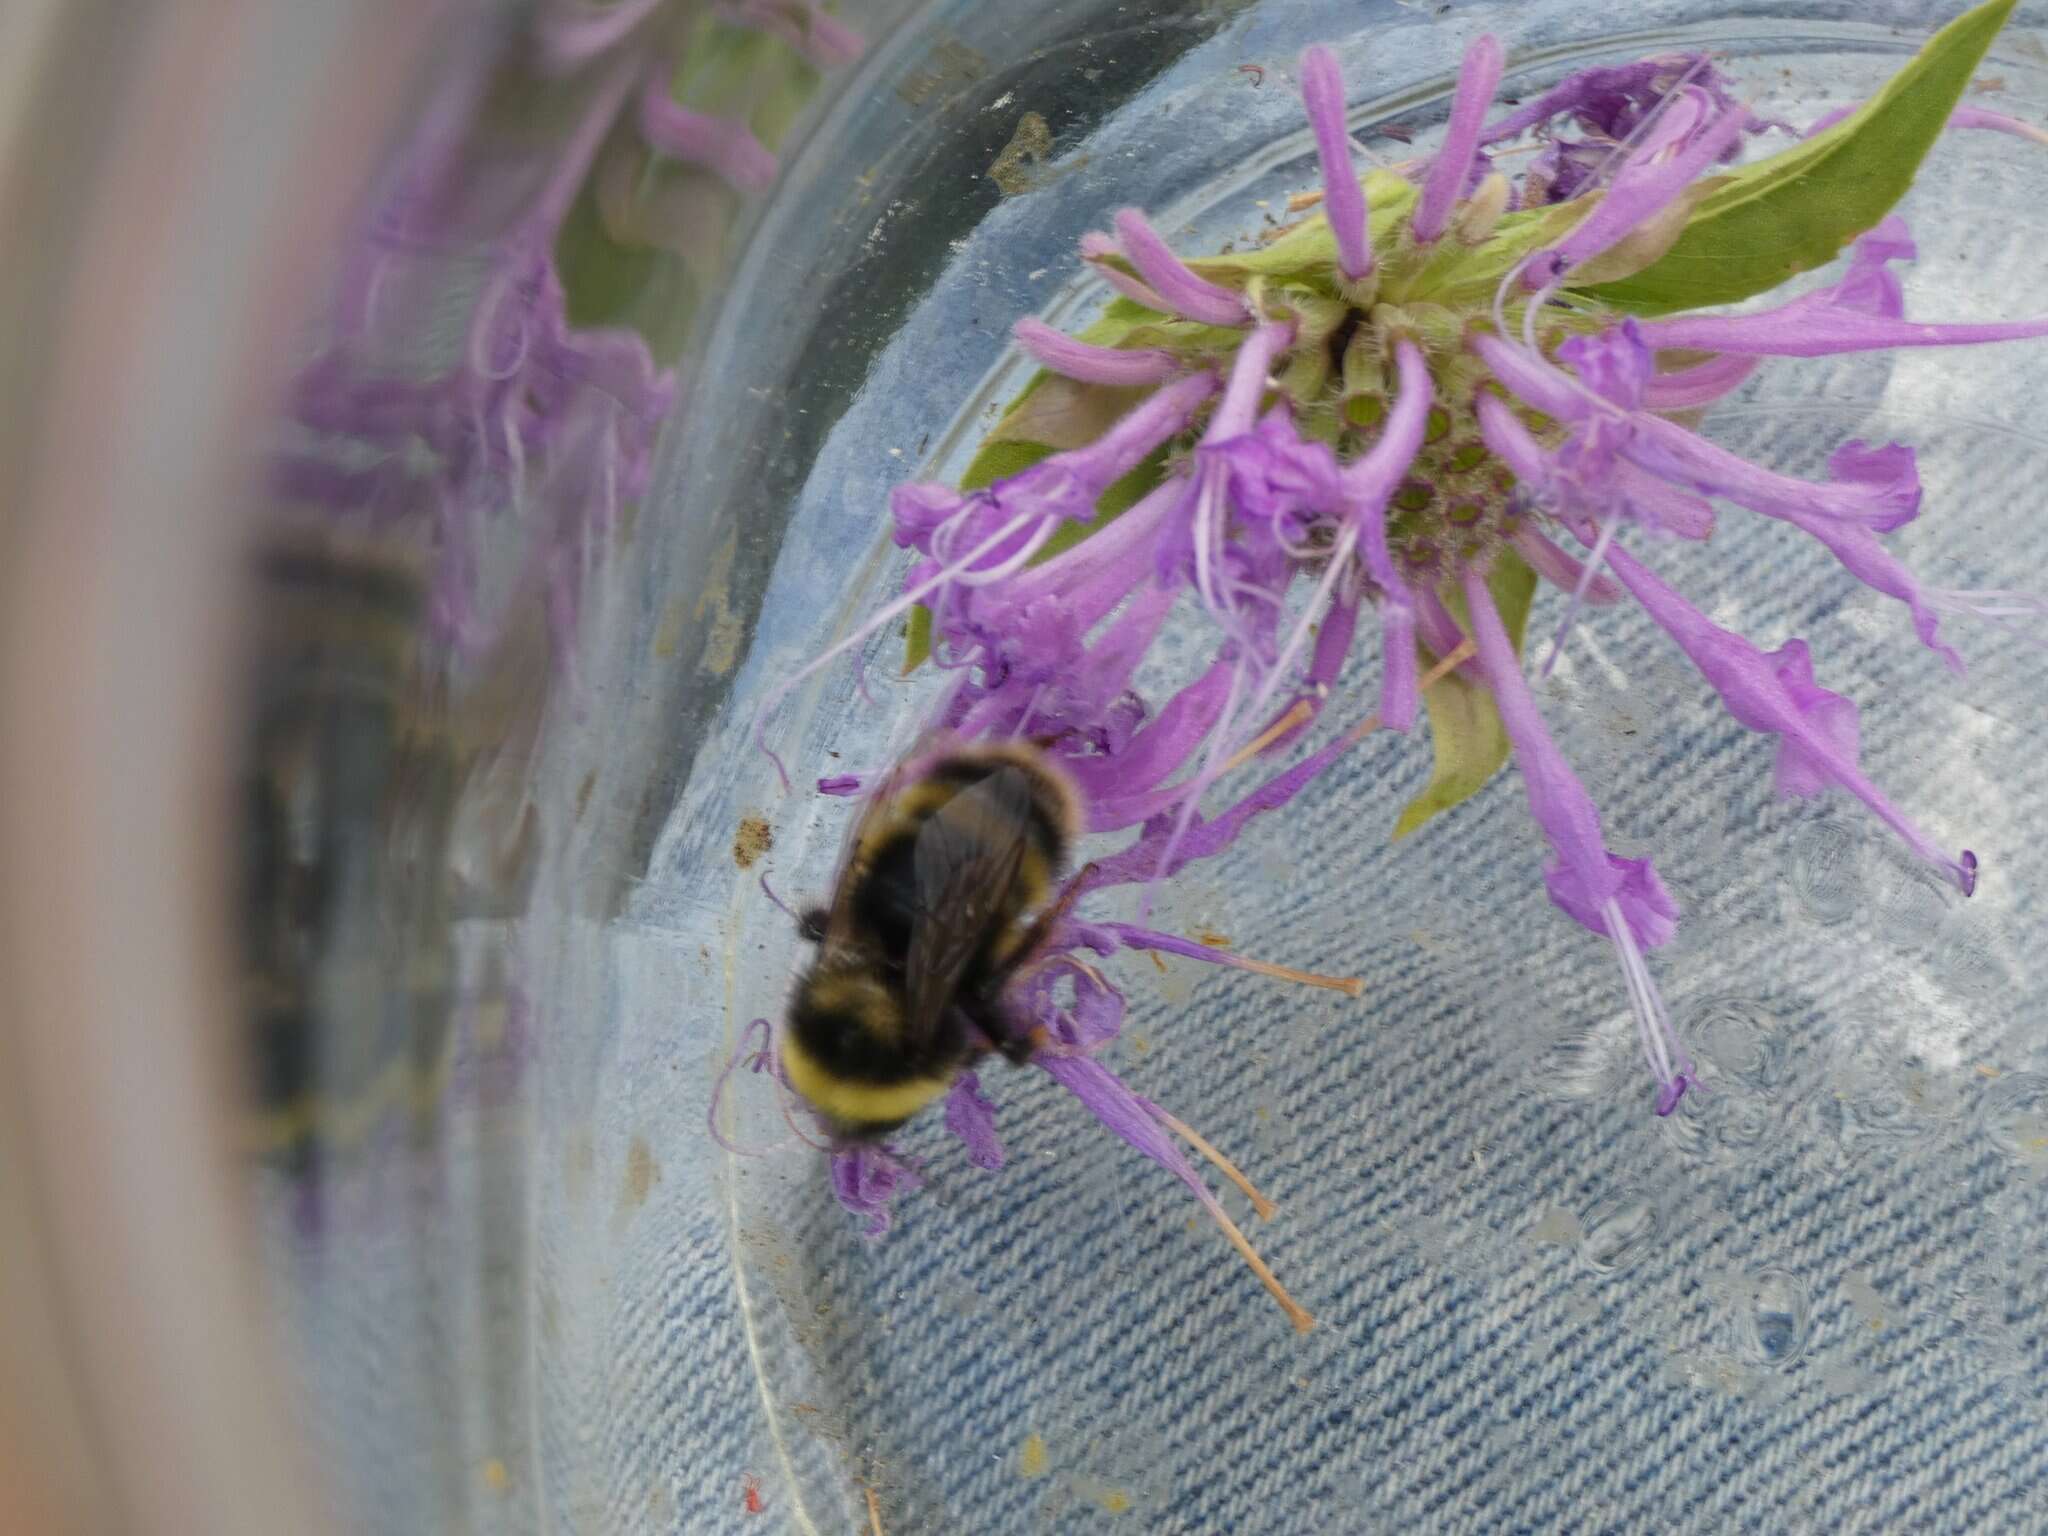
1603,896,1693,1115
1151,1107,1279,1219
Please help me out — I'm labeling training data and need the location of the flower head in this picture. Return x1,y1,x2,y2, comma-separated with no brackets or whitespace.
768,4,2040,1254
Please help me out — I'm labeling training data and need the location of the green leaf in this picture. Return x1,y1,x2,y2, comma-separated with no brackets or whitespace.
1391,550,1538,841
1382,193,1592,305
989,377,1151,452
1582,0,2017,316
1184,171,1418,285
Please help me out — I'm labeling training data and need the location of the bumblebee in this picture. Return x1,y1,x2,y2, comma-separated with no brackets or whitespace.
781,741,1084,1141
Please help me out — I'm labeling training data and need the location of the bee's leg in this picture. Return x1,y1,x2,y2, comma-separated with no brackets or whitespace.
960,994,1042,1066
1010,861,1098,969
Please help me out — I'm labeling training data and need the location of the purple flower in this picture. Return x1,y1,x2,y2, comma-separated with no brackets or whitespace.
830,1143,923,1238
770,15,2042,1250
280,2,856,680
944,1071,1005,1170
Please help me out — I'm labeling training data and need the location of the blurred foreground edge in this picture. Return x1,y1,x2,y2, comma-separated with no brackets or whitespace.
0,2,459,1533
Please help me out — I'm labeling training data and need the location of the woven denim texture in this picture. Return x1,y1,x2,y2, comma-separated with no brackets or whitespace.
255,6,2048,1531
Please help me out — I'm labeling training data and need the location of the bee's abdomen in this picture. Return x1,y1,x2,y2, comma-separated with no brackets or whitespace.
783,967,954,1131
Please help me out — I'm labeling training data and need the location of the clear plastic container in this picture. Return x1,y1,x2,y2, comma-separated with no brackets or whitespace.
10,2,2046,1533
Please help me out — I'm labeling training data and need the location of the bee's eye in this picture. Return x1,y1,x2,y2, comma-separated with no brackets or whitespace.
797,906,829,944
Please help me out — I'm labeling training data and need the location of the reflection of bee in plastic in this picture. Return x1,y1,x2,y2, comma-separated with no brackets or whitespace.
239,536,541,1171
781,741,1086,1142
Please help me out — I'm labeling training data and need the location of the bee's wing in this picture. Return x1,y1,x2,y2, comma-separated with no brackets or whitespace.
818,757,917,950
900,765,1033,1058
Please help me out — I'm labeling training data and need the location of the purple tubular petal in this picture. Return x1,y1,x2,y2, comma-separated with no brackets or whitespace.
830,1144,922,1239
1299,46,1373,279
1077,659,1237,828
1345,338,1436,730
1413,35,1507,246
1810,100,2048,149
1458,562,1675,948
1473,332,1922,530
1476,392,1550,480
1415,584,1470,663
1513,525,1624,603
1601,540,1977,891
1080,231,1172,311
1036,1058,1237,1244
1080,713,1375,894
1210,321,1294,437
1013,317,1188,385
1112,209,1250,327
1524,101,1750,287
944,1071,1005,1169
535,0,668,70
1949,105,2048,147
718,0,866,70
1479,392,1716,541
1763,450,1964,673
1610,461,1717,539
638,79,779,193
1640,353,1760,410
1065,367,1221,487
1479,55,1717,145
1282,591,1360,746
1638,307,2048,358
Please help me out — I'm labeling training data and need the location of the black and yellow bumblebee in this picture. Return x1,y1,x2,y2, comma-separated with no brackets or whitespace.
781,740,1086,1141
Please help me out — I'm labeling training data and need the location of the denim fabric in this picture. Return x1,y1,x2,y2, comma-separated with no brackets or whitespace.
257,7,2048,1533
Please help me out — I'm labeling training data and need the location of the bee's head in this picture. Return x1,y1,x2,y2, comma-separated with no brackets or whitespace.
797,905,829,944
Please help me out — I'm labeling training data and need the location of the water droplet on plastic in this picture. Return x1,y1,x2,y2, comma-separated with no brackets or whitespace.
1790,818,1861,926
1978,1073,2048,1165
1692,997,1781,1091
1878,861,1952,951
1734,1268,1810,1366
1578,1190,1661,1275
1937,926,2003,1002
1537,1025,1621,1102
